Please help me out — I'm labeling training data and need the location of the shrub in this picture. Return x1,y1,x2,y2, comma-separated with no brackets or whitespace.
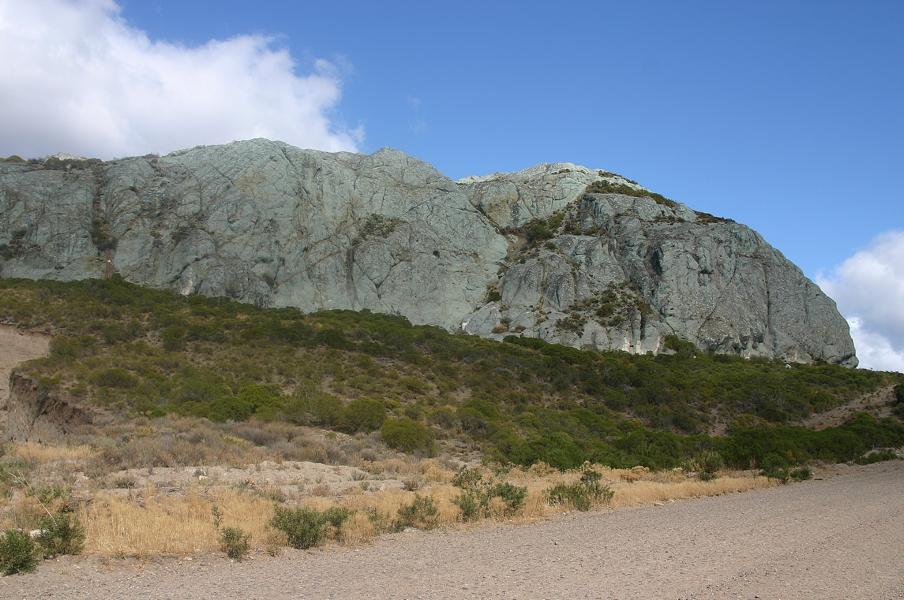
284,390,343,426
759,453,791,482
1,277,899,476
520,212,564,245
585,180,677,208
161,325,186,351
452,491,482,521
0,530,39,575
322,506,351,530
490,482,527,515
790,467,812,481
451,467,483,490
219,527,251,561
340,398,386,433
207,395,256,422
854,448,899,465
395,495,439,530
36,512,85,558
451,469,527,521
90,367,137,389
381,418,435,455
546,467,613,511
684,450,724,480
270,506,328,549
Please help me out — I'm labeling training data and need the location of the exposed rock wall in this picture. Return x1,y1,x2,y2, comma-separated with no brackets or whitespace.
0,140,856,366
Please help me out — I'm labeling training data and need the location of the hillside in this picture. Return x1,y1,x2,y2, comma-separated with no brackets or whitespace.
0,141,855,365
1,277,900,471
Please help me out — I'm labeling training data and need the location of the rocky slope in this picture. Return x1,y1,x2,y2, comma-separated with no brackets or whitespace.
0,139,856,366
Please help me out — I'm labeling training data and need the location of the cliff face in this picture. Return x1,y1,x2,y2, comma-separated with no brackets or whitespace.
0,139,856,366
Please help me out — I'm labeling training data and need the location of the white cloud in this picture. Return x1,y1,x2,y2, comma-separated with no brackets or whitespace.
818,230,904,373
0,0,361,159
846,317,904,373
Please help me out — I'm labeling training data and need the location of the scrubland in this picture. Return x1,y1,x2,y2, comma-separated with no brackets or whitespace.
0,277,901,570
0,433,773,559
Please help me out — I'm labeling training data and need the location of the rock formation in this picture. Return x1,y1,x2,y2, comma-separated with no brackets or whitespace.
0,139,857,366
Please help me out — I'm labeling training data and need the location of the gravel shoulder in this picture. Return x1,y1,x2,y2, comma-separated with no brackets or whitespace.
4,460,903,599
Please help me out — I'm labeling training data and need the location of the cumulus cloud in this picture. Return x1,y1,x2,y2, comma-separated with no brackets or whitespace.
0,0,361,159
818,231,904,373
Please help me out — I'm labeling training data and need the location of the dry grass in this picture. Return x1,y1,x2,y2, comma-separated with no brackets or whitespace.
81,487,274,557
0,442,775,558
611,475,776,508
69,462,775,557
10,442,97,464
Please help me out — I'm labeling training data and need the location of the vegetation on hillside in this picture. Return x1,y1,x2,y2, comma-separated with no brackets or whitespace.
585,180,677,208
1,277,902,472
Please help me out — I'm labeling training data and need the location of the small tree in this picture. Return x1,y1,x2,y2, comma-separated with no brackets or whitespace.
0,530,39,575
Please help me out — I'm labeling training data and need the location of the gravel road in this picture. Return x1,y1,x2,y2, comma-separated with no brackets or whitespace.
4,461,903,599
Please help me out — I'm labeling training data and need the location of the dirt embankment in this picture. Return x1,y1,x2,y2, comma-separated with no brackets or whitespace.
0,325,49,409
0,325,94,441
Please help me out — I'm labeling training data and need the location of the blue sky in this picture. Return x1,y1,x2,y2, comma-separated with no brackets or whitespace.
1,0,902,369
117,0,904,277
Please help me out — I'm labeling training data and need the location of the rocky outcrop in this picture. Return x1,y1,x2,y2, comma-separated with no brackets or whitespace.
0,139,857,366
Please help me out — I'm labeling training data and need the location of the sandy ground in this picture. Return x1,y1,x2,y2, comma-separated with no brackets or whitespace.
3,460,902,599
0,325,49,409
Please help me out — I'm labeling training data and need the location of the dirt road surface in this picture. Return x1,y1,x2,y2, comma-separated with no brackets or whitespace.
3,461,903,599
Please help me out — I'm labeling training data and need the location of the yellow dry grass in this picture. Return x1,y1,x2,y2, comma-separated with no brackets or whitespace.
75,464,775,557
81,487,274,557
10,442,97,465
611,475,776,508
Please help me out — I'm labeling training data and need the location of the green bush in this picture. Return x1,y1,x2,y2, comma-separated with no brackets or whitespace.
490,482,527,515
207,395,256,422
381,418,435,455
585,180,677,208
790,467,812,481
284,389,343,426
395,495,439,530
520,212,564,245
452,490,482,522
36,512,85,558
90,367,137,389
322,506,351,529
854,448,899,465
219,527,251,560
270,506,328,549
451,469,527,521
451,467,483,490
0,530,39,575
0,277,899,476
340,398,386,433
161,325,186,351
546,467,613,511
684,450,724,480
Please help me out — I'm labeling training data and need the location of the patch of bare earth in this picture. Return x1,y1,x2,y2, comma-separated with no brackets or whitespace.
0,325,49,415
802,385,897,430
